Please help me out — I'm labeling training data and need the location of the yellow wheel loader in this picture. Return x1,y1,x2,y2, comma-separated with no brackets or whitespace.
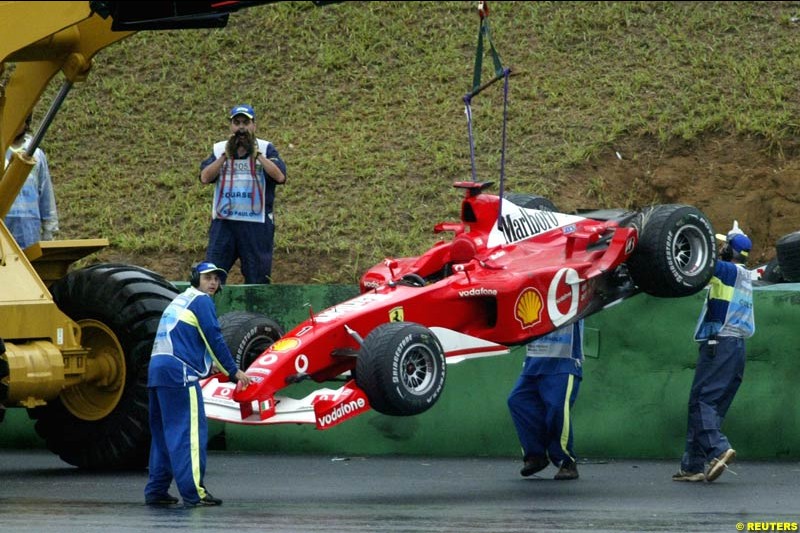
0,1,312,469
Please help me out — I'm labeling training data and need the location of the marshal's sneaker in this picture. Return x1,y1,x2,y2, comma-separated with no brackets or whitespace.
706,448,736,482
145,493,179,506
671,469,705,482
520,455,549,477
184,492,223,508
554,460,579,480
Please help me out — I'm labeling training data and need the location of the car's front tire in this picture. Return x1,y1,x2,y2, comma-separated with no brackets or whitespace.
355,322,446,416
219,311,284,370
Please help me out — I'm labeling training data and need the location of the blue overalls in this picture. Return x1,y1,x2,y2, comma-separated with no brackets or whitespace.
508,321,584,467
144,287,239,505
681,261,754,473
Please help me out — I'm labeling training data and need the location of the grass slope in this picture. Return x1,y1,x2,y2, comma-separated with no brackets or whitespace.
38,1,800,283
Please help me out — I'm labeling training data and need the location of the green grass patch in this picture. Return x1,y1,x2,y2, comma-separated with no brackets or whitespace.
27,1,800,282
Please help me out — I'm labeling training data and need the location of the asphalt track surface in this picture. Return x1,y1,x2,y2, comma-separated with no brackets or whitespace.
0,451,798,533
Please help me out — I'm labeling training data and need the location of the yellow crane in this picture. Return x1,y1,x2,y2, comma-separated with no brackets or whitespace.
0,0,320,469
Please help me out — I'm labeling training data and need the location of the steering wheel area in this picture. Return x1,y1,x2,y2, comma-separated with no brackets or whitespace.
399,273,426,287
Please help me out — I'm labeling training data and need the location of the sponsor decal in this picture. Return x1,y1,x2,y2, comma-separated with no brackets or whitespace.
295,325,313,337
316,397,368,428
499,207,560,244
562,224,577,235
489,250,506,261
458,287,498,297
314,293,390,323
625,236,635,255
295,354,309,373
248,367,272,376
255,353,278,367
314,387,370,428
515,287,544,328
270,338,300,352
548,267,581,327
392,333,415,384
389,306,404,322
212,386,234,400
363,280,381,289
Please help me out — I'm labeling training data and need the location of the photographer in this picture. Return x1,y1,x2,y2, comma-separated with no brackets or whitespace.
199,104,286,284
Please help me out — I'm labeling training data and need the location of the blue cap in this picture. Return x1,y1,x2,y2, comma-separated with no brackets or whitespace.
729,233,752,256
195,261,228,284
229,104,255,120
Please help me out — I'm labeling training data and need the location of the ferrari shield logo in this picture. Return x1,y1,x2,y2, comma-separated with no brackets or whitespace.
389,306,404,322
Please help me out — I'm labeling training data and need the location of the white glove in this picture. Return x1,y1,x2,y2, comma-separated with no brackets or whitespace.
726,220,745,240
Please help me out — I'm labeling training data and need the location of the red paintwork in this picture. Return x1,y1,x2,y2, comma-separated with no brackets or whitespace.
231,183,638,418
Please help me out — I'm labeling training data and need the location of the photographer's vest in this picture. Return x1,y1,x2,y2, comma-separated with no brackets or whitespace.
210,138,271,223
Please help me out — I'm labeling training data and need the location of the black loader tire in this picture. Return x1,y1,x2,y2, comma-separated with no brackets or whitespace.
505,193,558,212
627,205,715,297
776,231,800,282
219,311,284,370
355,322,445,416
33,264,178,470
761,257,786,284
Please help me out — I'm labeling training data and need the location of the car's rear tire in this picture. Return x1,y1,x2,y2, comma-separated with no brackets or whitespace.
776,231,800,282
219,311,284,370
355,322,446,416
33,264,178,470
627,205,715,297
505,193,557,212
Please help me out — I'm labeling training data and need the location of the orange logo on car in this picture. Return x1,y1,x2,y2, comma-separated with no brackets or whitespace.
270,338,300,352
515,287,543,328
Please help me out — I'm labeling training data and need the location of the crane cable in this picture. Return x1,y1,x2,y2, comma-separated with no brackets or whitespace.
464,1,512,226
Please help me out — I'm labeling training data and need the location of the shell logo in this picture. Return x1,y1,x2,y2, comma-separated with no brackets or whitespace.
515,287,543,329
270,337,300,352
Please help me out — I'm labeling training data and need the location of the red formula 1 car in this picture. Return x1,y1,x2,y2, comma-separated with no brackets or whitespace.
202,181,716,429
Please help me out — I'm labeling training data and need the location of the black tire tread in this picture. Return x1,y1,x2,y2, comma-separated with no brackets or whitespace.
33,263,178,470
627,205,715,297
761,257,786,283
776,231,800,282
355,322,445,416
218,311,284,369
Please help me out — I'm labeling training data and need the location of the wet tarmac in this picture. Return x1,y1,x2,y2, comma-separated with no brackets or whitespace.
0,450,798,532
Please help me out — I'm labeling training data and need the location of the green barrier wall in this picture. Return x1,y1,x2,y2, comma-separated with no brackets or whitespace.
2,283,798,459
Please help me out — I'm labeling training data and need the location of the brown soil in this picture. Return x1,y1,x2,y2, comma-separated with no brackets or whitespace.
99,134,800,284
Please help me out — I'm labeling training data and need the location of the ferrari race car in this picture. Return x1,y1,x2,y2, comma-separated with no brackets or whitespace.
202,180,717,430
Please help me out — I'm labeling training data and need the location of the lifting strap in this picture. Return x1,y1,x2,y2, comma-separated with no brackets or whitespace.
464,1,512,226
471,0,504,93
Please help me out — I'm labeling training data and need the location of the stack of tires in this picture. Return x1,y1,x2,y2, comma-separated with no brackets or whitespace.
761,231,800,283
